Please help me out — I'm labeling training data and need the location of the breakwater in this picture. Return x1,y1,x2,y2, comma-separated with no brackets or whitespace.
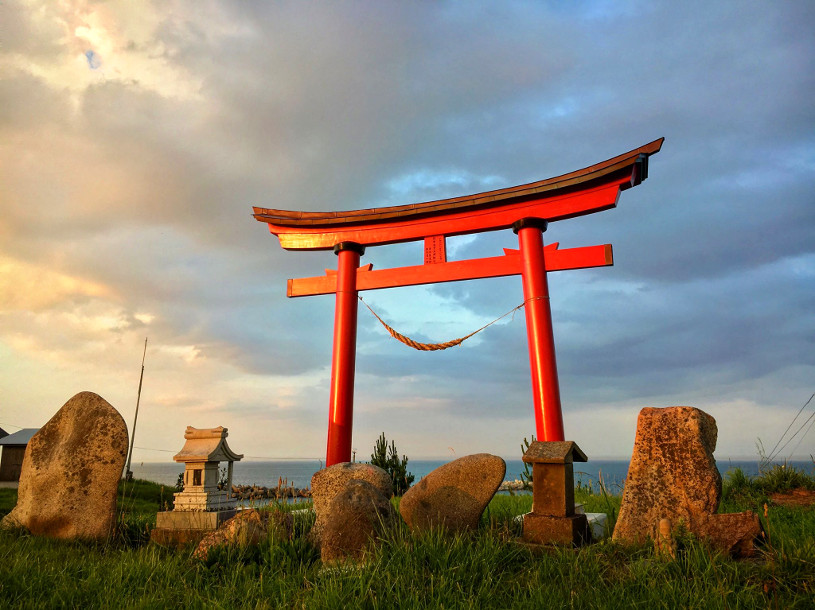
232,477,311,501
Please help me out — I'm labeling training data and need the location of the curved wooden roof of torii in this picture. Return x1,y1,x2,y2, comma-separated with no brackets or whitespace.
253,138,663,251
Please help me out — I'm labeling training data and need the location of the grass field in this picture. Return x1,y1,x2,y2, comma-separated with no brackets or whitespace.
0,465,813,608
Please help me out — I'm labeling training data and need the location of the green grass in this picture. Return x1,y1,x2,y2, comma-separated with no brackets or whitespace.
721,462,815,509
0,468,813,608
0,488,17,518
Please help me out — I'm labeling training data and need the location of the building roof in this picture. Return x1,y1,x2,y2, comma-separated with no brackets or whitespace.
0,428,39,447
173,426,243,463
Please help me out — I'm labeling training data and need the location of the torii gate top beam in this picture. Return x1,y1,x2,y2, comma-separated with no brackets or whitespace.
253,138,663,251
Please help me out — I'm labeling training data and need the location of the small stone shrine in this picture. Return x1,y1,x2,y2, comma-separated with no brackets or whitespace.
172,426,242,511
522,440,592,546
151,426,243,546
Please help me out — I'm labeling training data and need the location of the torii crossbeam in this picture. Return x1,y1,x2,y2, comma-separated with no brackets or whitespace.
254,138,663,466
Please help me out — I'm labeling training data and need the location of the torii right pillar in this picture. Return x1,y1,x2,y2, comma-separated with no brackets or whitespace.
514,218,565,442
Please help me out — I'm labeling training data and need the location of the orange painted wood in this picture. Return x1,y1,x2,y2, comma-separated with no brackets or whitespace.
254,139,662,227
253,139,663,251
424,235,447,264
263,180,623,251
287,244,612,297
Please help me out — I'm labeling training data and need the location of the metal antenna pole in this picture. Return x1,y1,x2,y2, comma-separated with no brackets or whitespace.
125,337,147,481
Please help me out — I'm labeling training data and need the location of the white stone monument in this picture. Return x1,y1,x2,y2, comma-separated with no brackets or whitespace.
151,426,243,545
173,426,243,511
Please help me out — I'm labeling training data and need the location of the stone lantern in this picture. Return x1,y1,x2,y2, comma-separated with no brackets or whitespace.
173,426,243,511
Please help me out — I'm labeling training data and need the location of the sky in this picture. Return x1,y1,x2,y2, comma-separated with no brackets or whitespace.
1,1,813,464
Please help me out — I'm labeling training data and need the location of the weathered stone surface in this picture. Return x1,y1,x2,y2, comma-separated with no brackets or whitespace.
1,391,128,539
613,407,721,544
310,462,392,544
320,479,392,563
151,509,237,547
399,454,505,533
523,513,591,546
193,508,293,561
700,512,763,558
613,407,764,557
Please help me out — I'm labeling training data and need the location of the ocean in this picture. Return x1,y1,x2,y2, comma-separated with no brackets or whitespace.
128,457,814,493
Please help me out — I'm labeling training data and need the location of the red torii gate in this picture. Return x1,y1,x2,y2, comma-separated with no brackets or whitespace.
254,138,663,466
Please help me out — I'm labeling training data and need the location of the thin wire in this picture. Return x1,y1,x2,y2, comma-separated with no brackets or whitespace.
788,410,815,459
132,445,319,461
0,422,25,431
771,409,815,461
767,392,815,461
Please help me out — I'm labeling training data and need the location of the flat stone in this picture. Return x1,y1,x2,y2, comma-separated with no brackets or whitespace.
1,391,128,539
193,508,293,561
154,509,236,530
613,407,721,544
700,512,763,558
150,527,210,547
320,479,392,563
399,453,505,533
310,462,392,544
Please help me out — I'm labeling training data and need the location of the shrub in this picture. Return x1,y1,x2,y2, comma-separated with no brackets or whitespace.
519,435,536,490
370,432,415,496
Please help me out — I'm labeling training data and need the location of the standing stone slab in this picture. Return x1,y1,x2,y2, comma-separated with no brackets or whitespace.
613,406,721,544
310,462,392,546
399,454,505,533
1,391,128,539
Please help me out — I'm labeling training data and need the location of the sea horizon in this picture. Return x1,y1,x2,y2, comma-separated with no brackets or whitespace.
128,456,814,493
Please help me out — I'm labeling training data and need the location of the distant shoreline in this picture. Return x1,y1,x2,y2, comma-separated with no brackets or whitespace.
128,458,815,492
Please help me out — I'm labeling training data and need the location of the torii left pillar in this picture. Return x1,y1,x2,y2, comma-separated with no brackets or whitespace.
326,242,364,466
514,218,565,442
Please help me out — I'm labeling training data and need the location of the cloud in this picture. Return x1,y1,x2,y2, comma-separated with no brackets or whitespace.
1,1,813,461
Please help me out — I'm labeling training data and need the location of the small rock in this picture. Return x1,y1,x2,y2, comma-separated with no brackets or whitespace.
399,453,505,533
1,391,128,539
700,512,763,558
193,508,293,561
320,479,392,563
311,462,392,544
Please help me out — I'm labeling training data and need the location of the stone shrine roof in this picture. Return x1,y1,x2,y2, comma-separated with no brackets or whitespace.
173,426,243,463
522,440,587,464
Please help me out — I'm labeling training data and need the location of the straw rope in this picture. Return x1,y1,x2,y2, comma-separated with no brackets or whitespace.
358,295,545,351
